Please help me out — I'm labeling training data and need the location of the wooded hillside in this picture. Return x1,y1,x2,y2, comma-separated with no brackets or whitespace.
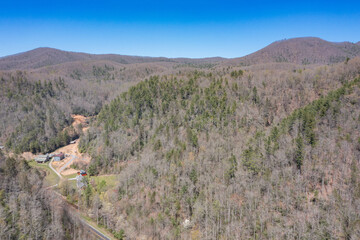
0,152,94,239
1,40,360,239
77,59,360,238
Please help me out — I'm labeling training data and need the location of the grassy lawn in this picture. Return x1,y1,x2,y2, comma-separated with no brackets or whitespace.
64,172,78,179
91,175,118,189
63,173,80,189
28,160,59,186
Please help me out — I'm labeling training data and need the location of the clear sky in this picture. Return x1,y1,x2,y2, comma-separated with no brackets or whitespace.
1,0,360,58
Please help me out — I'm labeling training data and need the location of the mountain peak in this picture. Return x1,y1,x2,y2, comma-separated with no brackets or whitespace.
227,37,360,65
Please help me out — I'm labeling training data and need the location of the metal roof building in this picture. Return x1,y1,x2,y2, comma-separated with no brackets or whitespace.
53,152,65,161
35,154,49,163
76,175,87,188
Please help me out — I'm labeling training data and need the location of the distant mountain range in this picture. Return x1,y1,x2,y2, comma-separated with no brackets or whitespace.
0,47,224,70
1,37,360,70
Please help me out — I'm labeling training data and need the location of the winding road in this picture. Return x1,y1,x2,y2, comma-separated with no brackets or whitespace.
49,158,63,179
47,158,111,240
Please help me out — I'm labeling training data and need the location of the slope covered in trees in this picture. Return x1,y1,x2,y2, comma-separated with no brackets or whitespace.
1,41,360,239
0,59,170,153
0,71,99,153
0,151,94,239
77,59,360,238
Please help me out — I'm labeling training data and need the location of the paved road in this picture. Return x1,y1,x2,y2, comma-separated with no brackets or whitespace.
79,218,110,240
58,154,77,173
44,183,58,190
49,158,63,179
47,158,111,240
50,190,110,240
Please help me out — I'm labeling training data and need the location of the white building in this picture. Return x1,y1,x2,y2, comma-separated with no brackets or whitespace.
35,154,49,163
76,175,87,188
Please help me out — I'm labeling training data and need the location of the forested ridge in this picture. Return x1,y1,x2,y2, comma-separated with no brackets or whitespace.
0,59,166,153
76,59,360,238
1,73,73,153
1,43,360,239
0,72,95,153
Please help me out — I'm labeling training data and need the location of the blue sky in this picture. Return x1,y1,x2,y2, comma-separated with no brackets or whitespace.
1,0,360,58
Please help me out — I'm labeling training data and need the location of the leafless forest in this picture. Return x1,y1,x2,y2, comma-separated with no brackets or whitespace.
0,37,360,239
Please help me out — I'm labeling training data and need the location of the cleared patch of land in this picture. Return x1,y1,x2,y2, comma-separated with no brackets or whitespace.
50,115,91,175
91,174,118,189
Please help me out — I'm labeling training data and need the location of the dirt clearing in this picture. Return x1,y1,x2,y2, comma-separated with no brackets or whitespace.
50,115,92,176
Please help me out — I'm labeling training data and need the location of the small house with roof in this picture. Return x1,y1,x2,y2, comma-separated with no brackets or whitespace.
78,170,87,176
53,152,65,161
76,174,87,188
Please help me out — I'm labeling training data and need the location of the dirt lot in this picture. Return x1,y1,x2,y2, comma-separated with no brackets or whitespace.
71,114,90,132
51,140,91,175
51,115,92,176
21,151,36,160
21,115,92,176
